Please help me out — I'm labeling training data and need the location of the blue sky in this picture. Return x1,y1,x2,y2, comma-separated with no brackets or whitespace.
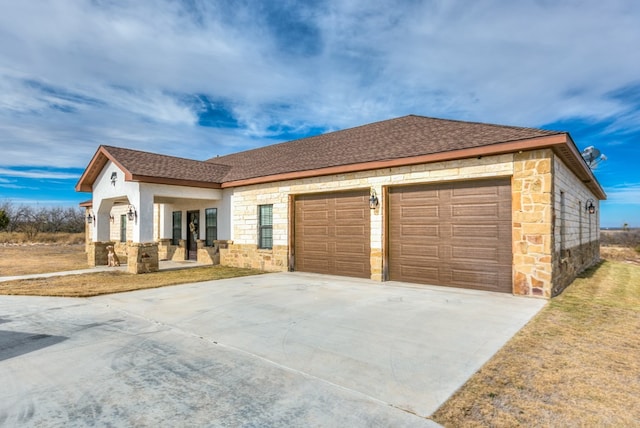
0,0,638,227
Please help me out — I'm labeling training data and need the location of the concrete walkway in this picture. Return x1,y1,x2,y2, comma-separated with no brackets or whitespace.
0,260,206,282
0,272,546,426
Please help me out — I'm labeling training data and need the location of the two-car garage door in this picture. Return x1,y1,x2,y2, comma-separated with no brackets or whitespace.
294,179,512,292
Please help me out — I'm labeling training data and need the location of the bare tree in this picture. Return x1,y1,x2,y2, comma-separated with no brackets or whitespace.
0,200,85,237
0,209,9,231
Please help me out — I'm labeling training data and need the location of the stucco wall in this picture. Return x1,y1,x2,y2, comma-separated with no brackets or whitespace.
552,154,600,295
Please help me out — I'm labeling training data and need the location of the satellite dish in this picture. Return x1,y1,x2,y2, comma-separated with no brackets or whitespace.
581,146,607,170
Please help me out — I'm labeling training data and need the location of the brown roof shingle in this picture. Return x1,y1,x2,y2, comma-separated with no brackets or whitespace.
102,145,231,184
209,115,562,182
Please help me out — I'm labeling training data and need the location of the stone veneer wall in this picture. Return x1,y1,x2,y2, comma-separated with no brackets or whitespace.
220,244,288,271
552,154,600,296
197,240,220,265
127,242,159,274
512,150,554,297
226,153,516,281
87,241,114,267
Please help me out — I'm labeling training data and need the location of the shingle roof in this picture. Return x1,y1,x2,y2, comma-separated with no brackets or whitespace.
101,145,230,183
78,114,606,198
209,115,562,182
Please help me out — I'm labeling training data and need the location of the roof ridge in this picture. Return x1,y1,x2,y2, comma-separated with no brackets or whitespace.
405,114,564,134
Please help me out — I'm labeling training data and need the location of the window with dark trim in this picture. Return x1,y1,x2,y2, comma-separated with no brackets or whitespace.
205,208,217,247
120,215,127,243
172,211,182,245
258,204,273,249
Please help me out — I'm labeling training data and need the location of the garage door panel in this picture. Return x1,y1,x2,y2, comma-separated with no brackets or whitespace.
301,225,330,236
452,185,499,198
389,179,512,293
295,191,371,279
401,206,439,219
450,269,499,289
401,224,439,237
399,189,440,201
336,225,367,236
399,264,439,281
401,244,439,258
452,203,499,218
452,224,500,239
337,243,368,256
335,208,367,221
452,246,498,262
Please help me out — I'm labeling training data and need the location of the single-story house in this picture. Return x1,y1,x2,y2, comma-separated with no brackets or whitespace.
76,115,606,297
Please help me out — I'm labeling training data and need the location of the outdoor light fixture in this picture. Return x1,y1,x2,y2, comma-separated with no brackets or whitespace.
369,189,379,209
109,214,115,223
127,205,137,222
110,172,117,185
586,199,596,215
86,210,96,224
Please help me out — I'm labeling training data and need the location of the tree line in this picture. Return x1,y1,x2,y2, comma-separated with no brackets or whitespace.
0,200,85,239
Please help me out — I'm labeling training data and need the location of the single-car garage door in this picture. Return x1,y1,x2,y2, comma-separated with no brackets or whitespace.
388,178,512,292
294,190,371,278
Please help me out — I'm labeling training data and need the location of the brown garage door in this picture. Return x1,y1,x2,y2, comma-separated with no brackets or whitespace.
388,179,512,292
294,190,371,278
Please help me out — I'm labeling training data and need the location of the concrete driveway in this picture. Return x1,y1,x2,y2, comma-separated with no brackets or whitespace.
0,272,546,427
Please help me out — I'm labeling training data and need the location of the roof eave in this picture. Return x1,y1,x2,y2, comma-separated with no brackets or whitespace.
75,146,133,193
221,133,607,200
129,175,222,189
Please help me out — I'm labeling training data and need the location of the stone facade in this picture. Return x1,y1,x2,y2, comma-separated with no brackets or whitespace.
127,242,159,274
87,241,113,267
220,243,288,271
226,153,515,280
197,240,220,265
512,150,554,297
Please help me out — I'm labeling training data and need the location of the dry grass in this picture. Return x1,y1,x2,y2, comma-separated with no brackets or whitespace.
0,244,88,276
0,242,263,296
432,260,640,427
0,266,264,297
0,232,85,245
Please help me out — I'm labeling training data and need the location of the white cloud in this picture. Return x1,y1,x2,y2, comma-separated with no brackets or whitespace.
604,183,640,206
0,0,639,169
0,168,79,180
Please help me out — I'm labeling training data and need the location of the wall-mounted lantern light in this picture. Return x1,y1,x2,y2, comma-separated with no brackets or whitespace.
86,210,96,224
127,205,137,222
369,188,379,209
110,172,117,186
586,199,596,215
109,214,115,223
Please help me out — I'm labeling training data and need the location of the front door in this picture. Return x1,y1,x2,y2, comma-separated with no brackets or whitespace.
187,210,200,261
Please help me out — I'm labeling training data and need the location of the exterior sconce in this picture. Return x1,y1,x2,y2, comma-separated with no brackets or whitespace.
86,210,96,224
109,214,115,223
369,189,379,209
110,172,117,185
586,199,596,215
127,205,137,222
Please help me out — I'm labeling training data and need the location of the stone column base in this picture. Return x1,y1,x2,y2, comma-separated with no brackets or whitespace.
87,241,115,267
127,242,159,274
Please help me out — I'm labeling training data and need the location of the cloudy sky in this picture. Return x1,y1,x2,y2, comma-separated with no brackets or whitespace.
0,0,638,227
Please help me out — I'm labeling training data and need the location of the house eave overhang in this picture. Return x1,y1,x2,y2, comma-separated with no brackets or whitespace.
75,146,222,192
221,134,607,200
128,175,222,189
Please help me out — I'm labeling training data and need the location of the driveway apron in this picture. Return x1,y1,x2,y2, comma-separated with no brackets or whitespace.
0,272,545,427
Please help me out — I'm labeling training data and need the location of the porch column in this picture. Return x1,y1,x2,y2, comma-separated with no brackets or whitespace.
130,190,154,243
